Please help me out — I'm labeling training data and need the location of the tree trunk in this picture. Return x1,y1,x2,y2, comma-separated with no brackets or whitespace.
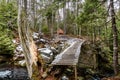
17,0,44,79
110,0,119,75
51,7,54,38
63,0,66,34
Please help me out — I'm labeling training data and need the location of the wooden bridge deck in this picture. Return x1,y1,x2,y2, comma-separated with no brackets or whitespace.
51,39,84,66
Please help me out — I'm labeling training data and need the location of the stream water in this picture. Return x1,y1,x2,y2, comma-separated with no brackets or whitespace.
0,64,113,80
0,67,113,80
0,65,30,80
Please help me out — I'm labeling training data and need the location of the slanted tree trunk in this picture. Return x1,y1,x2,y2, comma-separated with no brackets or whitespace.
110,0,119,75
17,0,44,79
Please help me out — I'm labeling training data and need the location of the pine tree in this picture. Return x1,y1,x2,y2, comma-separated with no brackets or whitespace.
0,0,16,55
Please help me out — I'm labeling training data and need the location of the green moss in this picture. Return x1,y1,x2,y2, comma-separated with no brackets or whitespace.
79,40,114,75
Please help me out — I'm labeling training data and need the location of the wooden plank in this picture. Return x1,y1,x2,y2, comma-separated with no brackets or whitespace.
74,65,77,80
51,39,84,66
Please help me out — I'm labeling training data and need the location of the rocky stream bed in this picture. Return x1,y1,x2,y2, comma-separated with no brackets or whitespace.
0,64,115,80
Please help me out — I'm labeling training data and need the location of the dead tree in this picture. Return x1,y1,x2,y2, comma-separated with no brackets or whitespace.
17,0,44,79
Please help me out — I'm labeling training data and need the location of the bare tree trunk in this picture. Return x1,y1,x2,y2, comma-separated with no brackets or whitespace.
110,0,119,75
51,6,54,38
63,0,66,34
18,0,44,79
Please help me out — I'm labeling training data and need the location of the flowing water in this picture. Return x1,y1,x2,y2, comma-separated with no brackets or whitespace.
0,65,30,80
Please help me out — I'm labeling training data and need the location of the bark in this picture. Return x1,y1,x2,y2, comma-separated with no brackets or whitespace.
110,0,119,75
51,8,54,38
63,0,66,34
17,0,44,79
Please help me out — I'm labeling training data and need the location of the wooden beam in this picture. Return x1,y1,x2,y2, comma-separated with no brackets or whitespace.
74,65,77,80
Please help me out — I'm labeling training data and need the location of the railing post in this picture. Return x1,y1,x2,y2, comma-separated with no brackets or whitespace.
74,65,77,80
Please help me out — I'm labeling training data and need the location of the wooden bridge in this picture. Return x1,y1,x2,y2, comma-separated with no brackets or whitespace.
51,37,85,80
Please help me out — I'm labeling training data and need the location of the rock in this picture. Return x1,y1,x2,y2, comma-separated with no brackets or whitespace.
18,60,26,67
38,48,54,63
61,75,69,80
78,76,84,80
13,53,24,61
42,72,47,78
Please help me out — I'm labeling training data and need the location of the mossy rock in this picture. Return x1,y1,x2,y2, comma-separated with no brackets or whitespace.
79,40,112,72
78,41,98,68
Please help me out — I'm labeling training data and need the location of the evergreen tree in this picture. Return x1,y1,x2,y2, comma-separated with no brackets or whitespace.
77,0,106,40
0,0,17,55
